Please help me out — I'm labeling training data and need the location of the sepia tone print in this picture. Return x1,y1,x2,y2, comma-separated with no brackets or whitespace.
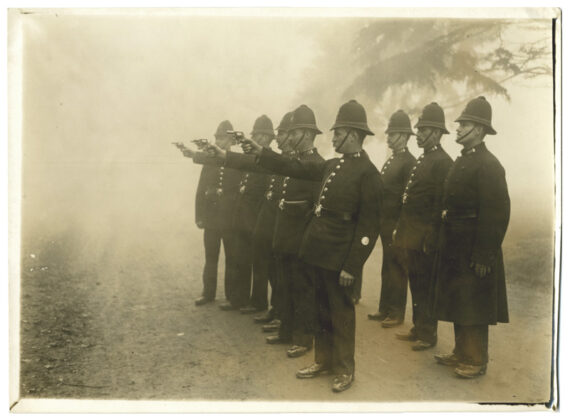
9,7,560,412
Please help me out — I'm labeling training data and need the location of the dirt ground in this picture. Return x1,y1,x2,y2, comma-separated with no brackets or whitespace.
18,223,554,408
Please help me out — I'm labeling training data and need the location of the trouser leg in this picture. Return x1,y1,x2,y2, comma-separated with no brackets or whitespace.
202,228,222,300
322,268,356,375
277,255,293,339
268,254,279,316
292,259,315,348
313,266,333,368
229,230,253,308
250,238,271,310
407,250,438,344
221,230,236,302
379,242,408,319
455,324,489,366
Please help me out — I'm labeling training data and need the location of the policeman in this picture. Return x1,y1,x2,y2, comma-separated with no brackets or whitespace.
368,110,416,328
250,112,295,324
220,115,275,311
432,97,510,378
188,120,241,306
393,102,453,351
263,105,324,359
243,99,382,393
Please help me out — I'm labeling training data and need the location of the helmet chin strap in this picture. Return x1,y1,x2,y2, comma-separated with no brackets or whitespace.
336,130,351,153
391,133,404,150
293,131,307,152
456,126,476,143
417,129,435,148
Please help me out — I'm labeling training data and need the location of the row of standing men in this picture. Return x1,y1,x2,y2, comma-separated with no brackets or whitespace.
178,97,510,393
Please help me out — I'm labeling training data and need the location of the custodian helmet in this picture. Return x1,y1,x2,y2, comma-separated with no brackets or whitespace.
275,111,294,133
214,120,233,137
414,102,449,134
385,109,415,135
455,96,497,135
251,114,275,138
288,105,322,134
330,99,374,136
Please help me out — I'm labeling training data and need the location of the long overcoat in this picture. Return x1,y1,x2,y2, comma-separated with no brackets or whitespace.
431,142,510,325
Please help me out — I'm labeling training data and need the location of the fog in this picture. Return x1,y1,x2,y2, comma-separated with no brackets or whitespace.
17,12,555,265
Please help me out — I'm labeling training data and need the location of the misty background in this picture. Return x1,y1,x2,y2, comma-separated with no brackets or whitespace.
19,12,554,284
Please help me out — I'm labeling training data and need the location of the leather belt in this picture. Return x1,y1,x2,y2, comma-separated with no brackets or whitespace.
314,204,355,222
442,209,478,221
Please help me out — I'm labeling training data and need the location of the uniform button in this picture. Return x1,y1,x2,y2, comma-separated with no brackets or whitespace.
271,178,275,183
320,196,326,201
327,179,332,183
340,159,345,163
336,165,341,169
324,187,328,191
331,172,336,177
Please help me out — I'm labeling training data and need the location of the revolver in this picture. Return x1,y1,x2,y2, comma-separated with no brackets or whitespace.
226,130,246,144
191,138,210,149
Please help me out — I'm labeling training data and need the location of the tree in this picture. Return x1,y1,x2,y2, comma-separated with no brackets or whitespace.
298,19,552,125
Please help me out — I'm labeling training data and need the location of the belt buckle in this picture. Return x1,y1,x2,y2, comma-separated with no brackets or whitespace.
279,199,285,210
315,204,322,217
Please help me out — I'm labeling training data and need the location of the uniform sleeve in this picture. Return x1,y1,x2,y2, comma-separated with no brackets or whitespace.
226,151,273,173
342,170,383,276
257,148,325,181
192,152,224,167
195,166,208,226
472,160,510,265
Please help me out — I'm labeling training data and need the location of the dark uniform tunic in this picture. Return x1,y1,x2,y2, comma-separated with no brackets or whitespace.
194,163,241,301
258,147,382,375
393,144,452,344
377,148,416,320
224,151,287,312
431,142,510,366
250,173,284,312
227,163,272,308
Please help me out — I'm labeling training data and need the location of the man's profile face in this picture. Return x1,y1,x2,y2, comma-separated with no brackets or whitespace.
253,133,272,147
276,130,290,150
456,121,479,145
332,128,350,151
387,132,408,150
287,128,304,143
416,127,439,149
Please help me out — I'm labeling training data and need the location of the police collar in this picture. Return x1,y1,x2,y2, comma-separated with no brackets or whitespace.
423,144,440,154
343,151,362,158
393,147,408,155
461,142,486,156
